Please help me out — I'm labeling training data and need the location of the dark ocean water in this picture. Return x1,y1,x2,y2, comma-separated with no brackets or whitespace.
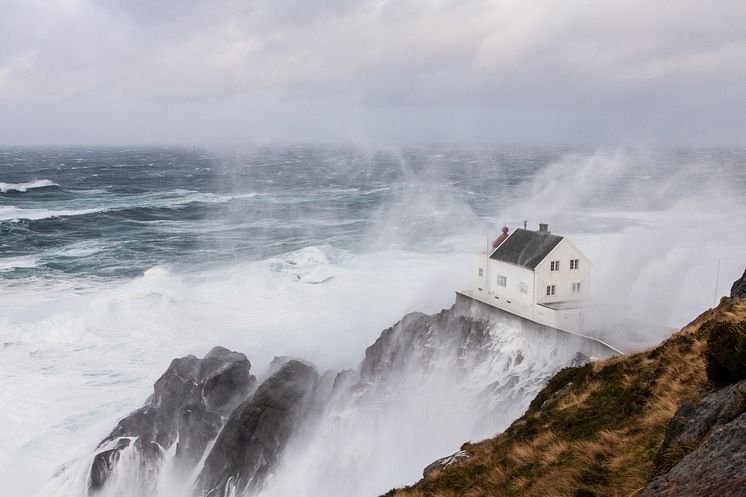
0,146,560,281
2,145,744,284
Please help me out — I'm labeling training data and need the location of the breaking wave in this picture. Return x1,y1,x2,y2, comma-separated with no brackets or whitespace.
0,205,106,222
0,179,60,193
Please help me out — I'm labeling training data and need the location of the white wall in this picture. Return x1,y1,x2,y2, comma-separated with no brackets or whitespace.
471,237,593,334
473,253,488,294
535,239,591,304
485,259,534,316
535,306,586,332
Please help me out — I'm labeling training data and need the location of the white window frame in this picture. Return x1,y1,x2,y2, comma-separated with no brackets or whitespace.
550,260,560,271
572,282,581,293
497,275,507,287
546,284,555,296
570,259,579,270
478,268,484,277
519,281,528,294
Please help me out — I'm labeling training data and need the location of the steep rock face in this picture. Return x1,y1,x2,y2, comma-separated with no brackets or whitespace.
359,309,494,384
641,380,746,496
256,303,615,497
658,380,746,459
731,269,746,299
382,293,746,497
89,347,255,494
642,413,746,496
52,298,618,497
193,360,320,497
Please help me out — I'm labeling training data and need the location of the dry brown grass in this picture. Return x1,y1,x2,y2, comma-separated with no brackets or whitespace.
554,378,601,410
382,296,746,497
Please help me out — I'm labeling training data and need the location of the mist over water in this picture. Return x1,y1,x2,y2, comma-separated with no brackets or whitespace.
1,145,744,497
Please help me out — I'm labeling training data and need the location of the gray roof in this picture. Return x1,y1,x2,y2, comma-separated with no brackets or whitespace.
489,228,563,269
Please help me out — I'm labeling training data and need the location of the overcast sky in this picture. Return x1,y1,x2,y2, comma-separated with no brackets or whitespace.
1,0,745,146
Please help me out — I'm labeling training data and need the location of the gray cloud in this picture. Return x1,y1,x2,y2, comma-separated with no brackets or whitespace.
1,0,745,145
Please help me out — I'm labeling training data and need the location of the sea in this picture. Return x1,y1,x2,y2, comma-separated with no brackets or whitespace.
1,145,744,496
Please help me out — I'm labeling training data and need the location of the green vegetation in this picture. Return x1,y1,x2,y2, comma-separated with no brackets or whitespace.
384,297,746,497
706,320,746,386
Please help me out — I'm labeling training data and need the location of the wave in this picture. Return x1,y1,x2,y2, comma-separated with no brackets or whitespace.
0,190,259,223
0,205,105,222
0,256,40,272
0,179,59,193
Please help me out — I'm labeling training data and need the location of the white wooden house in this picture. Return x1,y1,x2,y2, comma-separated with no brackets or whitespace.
466,223,592,333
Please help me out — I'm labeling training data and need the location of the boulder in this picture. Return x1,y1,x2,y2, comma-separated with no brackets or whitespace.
89,346,254,494
642,412,746,497
423,450,471,477
731,269,746,299
643,380,746,496
193,360,320,497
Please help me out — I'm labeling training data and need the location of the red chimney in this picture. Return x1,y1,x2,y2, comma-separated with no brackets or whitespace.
492,226,509,249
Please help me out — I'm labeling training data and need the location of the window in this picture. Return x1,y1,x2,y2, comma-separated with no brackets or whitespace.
550,260,560,271
572,282,581,293
497,275,507,287
546,284,555,296
519,282,528,294
478,268,483,277
570,259,579,270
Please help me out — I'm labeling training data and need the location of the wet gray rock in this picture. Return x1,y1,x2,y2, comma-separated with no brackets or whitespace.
423,450,471,477
569,351,591,368
193,360,320,497
642,380,746,497
89,346,255,494
661,380,746,452
731,269,746,299
359,309,493,383
642,412,746,497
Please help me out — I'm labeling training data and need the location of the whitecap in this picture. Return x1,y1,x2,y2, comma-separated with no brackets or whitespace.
0,179,59,193
0,256,39,272
0,205,105,222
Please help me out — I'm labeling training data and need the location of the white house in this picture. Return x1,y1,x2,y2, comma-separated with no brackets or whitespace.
466,223,592,334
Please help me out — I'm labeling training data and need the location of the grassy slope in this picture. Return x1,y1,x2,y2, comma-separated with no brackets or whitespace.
384,297,746,497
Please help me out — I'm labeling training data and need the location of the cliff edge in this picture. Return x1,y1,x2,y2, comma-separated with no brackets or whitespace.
384,274,746,497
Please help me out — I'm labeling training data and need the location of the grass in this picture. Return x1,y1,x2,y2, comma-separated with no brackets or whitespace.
383,297,746,497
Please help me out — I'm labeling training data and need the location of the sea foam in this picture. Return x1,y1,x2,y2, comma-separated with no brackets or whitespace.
0,179,59,193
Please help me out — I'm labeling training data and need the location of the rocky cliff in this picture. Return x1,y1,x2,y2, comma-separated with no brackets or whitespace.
59,297,612,497
87,346,255,495
384,279,746,497
193,360,320,497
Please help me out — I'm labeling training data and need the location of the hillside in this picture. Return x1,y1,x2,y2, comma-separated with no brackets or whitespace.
384,278,746,497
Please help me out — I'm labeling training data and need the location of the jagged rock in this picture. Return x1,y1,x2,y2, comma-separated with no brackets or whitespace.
64,302,619,497
89,347,255,494
423,450,471,477
89,439,130,492
359,310,493,383
660,380,746,455
569,351,590,368
642,412,746,497
643,380,746,496
731,269,746,299
193,360,320,497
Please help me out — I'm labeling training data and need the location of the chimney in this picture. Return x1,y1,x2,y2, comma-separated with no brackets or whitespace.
538,223,550,233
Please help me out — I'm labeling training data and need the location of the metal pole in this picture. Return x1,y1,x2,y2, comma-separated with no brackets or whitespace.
713,259,721,307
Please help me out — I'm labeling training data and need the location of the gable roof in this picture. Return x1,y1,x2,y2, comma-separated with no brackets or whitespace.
489,228,563,269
